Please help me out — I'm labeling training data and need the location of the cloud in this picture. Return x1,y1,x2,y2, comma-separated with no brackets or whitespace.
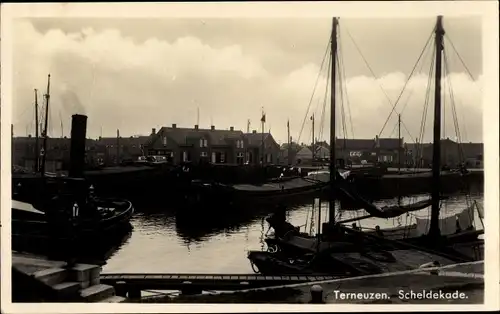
12,20,482,144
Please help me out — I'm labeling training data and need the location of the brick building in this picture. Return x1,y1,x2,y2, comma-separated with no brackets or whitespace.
145,124,280,165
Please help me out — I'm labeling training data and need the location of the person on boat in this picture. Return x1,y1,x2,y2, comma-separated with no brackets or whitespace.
455,215,462,233
266,205,299,238
375,225,384,238
351,223,360,231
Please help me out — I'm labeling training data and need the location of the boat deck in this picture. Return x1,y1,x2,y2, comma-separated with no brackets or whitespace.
232,173,329,192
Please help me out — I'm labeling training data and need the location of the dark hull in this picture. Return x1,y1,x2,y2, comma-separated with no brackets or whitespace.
11,198,134,262
351,171,483,199
12,165,175,206
178,179,329,214
248,244,459,276
265,224,483,259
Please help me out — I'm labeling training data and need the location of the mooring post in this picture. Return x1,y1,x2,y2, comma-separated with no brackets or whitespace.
309,284,325,304
128,287,141,299
180,281,202,295
114,281,128,297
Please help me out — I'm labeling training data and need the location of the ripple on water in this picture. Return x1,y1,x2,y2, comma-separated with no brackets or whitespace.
102,193,484,274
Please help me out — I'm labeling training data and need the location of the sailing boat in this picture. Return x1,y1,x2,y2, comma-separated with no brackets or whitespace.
247,16,482,276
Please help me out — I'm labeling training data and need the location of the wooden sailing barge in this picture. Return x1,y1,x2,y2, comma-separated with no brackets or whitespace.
247,16,483,276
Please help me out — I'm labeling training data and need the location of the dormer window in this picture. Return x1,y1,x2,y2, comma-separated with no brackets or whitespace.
200,138,208,147
162,136,167,146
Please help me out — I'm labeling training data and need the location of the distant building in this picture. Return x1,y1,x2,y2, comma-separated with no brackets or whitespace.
144,124,280,165
12,136,96,172
405,138,483,168
95,135,150,165
243,130,280,165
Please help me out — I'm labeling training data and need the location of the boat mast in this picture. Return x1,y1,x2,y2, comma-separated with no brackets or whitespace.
116,129,120,165
397,113,402,205
287,119,291,165
40,74,51,177
429,16,445,239
329,17,338,225
34,89,39,173
311,114,315,162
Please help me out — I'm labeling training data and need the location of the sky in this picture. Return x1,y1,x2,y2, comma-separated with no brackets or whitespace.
12,17,483,145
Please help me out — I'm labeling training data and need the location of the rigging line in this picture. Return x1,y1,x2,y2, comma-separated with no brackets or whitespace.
14,103,33,124
338,29,355,139
444,50,466,163
414,46,435,171
444,34,479,86
318,51,332,143
376,27,436,142
337,34,350,141
397,35,434,117
444,49,469,144
336,53,348,142
345,25,434,143
296,33,332,145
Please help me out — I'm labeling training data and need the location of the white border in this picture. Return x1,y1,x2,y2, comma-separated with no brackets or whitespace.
1,1,499,313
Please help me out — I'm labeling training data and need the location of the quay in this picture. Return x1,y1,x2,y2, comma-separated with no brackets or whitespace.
140,261,484,304
11,254,484,304
12,252,126,303
99,273,338,297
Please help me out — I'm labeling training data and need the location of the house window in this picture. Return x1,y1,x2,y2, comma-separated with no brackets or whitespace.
200,138,208,147
236,152,244,165
267,154,272,163
162,136,167,146
211,152,216,163
201,151,208,157
236,140,244,149
220,153,225,163
183,151,189,162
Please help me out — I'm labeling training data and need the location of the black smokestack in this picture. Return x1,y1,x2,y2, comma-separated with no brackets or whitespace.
69,114,88,178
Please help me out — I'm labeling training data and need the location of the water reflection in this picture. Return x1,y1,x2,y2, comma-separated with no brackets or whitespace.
101,193,484,274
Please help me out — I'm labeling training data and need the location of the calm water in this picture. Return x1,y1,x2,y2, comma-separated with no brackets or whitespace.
102,193,484,274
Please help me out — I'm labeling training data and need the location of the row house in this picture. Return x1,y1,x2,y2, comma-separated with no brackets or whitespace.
405,138,483,168
144,125,281,165
335,136,404,165
243,130,280,165
94,135,150,165
12,136,96,172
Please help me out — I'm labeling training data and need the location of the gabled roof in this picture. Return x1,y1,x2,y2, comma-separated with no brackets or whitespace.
243,132,272,147
335,138,375,150
153,126,244,147
378,138,403,150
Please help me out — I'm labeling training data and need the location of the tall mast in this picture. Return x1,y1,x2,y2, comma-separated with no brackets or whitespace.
429,16,445,239
40,74,51,177
34,89,39,173
287,119,291,165
329,17,338,225
116,129,120,165
398,114,401,175
311,114,315,162
261,108,265,165
397,114,402,205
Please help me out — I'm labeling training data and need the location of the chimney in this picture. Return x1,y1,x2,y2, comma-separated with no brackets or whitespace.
211,125,215,131
252,130,257,134
230,126,234,131
172,124,177,129
152,128,156,135
194,124,199,130
69,114,88,178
